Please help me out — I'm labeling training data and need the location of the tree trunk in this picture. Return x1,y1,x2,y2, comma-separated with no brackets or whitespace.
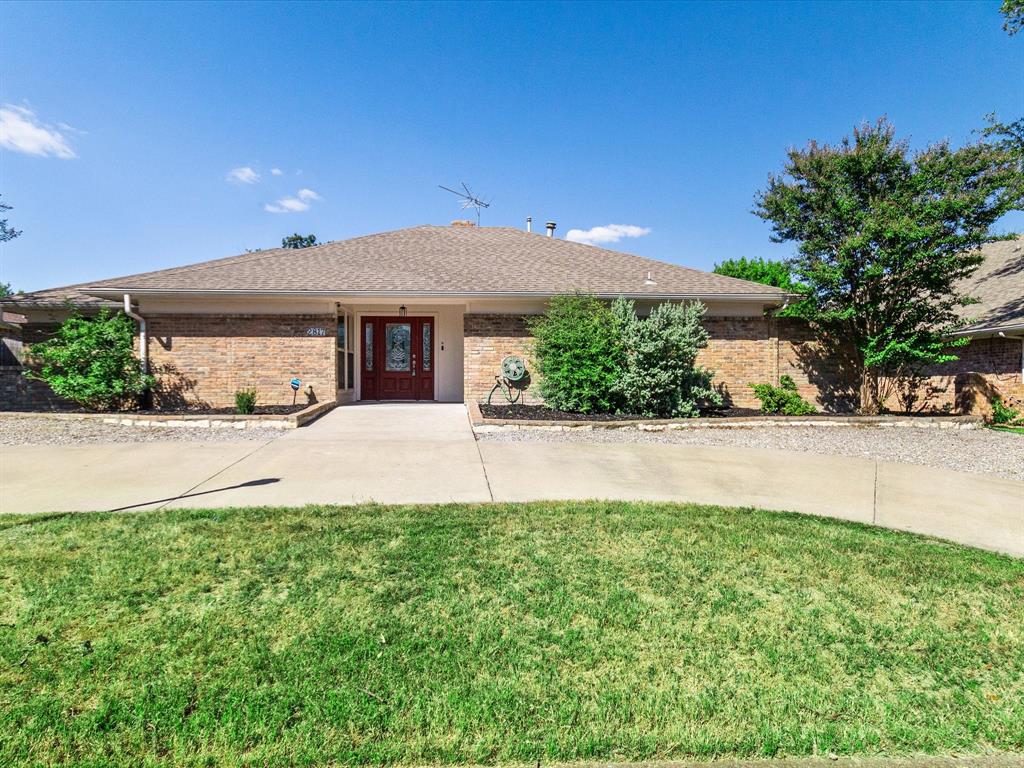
859,366,881,415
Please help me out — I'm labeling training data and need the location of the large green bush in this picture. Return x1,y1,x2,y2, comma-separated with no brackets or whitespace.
27,309,154,411
527,294,624,413
612,298,721,418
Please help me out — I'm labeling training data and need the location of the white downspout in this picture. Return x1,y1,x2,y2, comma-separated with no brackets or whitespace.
123,294,148,374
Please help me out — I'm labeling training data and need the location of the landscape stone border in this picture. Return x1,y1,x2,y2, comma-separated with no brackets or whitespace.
1,399,336,430
468,401,984,432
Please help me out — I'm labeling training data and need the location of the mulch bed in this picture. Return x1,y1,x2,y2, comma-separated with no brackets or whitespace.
478,403,763,421
132,404,309,416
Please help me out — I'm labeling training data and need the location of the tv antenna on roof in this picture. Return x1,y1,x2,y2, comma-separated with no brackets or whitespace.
438,182,491,225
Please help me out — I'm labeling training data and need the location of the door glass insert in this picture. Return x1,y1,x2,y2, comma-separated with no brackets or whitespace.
422,323,431,372
364,323,374,371
385,323,412,372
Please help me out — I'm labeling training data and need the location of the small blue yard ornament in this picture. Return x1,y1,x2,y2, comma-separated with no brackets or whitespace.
290,378,301,406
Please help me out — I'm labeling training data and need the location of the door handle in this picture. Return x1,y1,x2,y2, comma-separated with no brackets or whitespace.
412,353,417,376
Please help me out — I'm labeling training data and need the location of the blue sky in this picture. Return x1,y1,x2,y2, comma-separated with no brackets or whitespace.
2,0,1022,292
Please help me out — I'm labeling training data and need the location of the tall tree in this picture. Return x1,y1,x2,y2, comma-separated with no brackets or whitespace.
1,196,22,298
282,233,318,249
755,117,1024,413
1,195,22,243
713,257,798,291
1002,0,1024,35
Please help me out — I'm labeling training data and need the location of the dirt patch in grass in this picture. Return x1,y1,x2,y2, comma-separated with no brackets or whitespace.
1,502,1022,766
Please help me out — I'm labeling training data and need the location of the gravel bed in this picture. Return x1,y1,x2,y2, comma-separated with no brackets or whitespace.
0,416,287,446
477,424,1024,482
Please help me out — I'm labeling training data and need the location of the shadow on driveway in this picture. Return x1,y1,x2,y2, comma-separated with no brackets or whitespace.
107,477,281,512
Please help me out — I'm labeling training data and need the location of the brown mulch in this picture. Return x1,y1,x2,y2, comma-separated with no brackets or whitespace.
478,403,762,421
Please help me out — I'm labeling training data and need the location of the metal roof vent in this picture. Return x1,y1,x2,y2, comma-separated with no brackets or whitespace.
644,271,657,286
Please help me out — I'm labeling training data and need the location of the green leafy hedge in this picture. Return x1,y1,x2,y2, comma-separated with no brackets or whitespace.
527,294,624,413
528,294,720,418
27,309,153,411
612,298,721,418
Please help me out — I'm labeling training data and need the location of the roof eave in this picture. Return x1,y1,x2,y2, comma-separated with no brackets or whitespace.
84,287,787,302
950,321,1024,338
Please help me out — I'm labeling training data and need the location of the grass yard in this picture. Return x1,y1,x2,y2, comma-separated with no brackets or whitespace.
989,424,1024,435
1,502,1022,767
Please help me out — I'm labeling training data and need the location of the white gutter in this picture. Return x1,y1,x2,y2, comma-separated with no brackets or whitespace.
122,294,148,374
950,322,1024,337
87,288,789,303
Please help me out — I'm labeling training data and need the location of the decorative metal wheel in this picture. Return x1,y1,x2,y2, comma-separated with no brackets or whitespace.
501,355,526,382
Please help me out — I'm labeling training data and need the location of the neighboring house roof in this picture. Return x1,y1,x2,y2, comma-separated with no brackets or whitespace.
0,282,119,311
73,226,786,301
954,237,1024,336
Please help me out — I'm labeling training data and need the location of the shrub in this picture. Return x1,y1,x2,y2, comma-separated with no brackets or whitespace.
612,298,721,418
527,294,624,413
991,396,1021,425
235,388,258,415
749,375,817,415
26,309,153,411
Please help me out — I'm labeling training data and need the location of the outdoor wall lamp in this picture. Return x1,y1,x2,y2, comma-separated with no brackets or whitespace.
399,305,407,317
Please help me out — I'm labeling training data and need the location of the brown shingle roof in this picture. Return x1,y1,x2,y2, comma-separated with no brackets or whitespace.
0,281,119,311
955,237,1024,335
77,226,786,300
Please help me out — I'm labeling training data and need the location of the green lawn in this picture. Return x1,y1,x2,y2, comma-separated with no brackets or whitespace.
1,502,1022,767
989,424,1024,435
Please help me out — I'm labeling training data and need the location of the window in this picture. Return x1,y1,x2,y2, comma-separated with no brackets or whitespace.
337,311,355,390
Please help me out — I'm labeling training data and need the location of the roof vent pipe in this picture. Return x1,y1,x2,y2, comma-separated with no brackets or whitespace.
123,294,148,375
526,216,532,233
546,221,556,238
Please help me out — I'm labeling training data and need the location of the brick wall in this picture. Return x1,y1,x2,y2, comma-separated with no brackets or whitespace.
0,368,78,410
697,317,775,409
147,314,337,408
883,335,1024,416
463,314,538,404
0,323,80,411
462,312,854,410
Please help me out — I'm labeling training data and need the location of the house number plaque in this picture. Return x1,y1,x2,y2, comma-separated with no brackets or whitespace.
305,327,327,336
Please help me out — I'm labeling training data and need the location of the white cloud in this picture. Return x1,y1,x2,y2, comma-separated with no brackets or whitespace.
0,104,76,158
565,223,651,246
264,188,322,213
226,166,260,184
270,167,283,176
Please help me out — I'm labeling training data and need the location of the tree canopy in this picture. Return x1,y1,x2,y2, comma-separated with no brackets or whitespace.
1002,0,1023,35
712,257,798,291
282,233,318,249
1,194,22,244
27,310,154,411
755,117,1024,413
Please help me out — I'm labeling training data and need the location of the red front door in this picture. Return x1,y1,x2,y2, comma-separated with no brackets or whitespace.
360,316,435,401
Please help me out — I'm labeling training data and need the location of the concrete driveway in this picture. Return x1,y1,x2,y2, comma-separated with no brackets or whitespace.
2,403,1022,556
1,404,490,513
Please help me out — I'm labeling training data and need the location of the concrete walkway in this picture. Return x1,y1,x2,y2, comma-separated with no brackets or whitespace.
2,404,1021,556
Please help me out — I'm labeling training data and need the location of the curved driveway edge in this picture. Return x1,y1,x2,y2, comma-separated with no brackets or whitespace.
476,440,1023,557
2,404,1021,558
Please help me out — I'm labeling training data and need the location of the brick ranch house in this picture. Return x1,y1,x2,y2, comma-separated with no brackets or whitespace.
0,224,1020,413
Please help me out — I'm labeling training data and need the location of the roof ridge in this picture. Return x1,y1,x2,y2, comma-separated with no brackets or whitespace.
88,226,441,288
